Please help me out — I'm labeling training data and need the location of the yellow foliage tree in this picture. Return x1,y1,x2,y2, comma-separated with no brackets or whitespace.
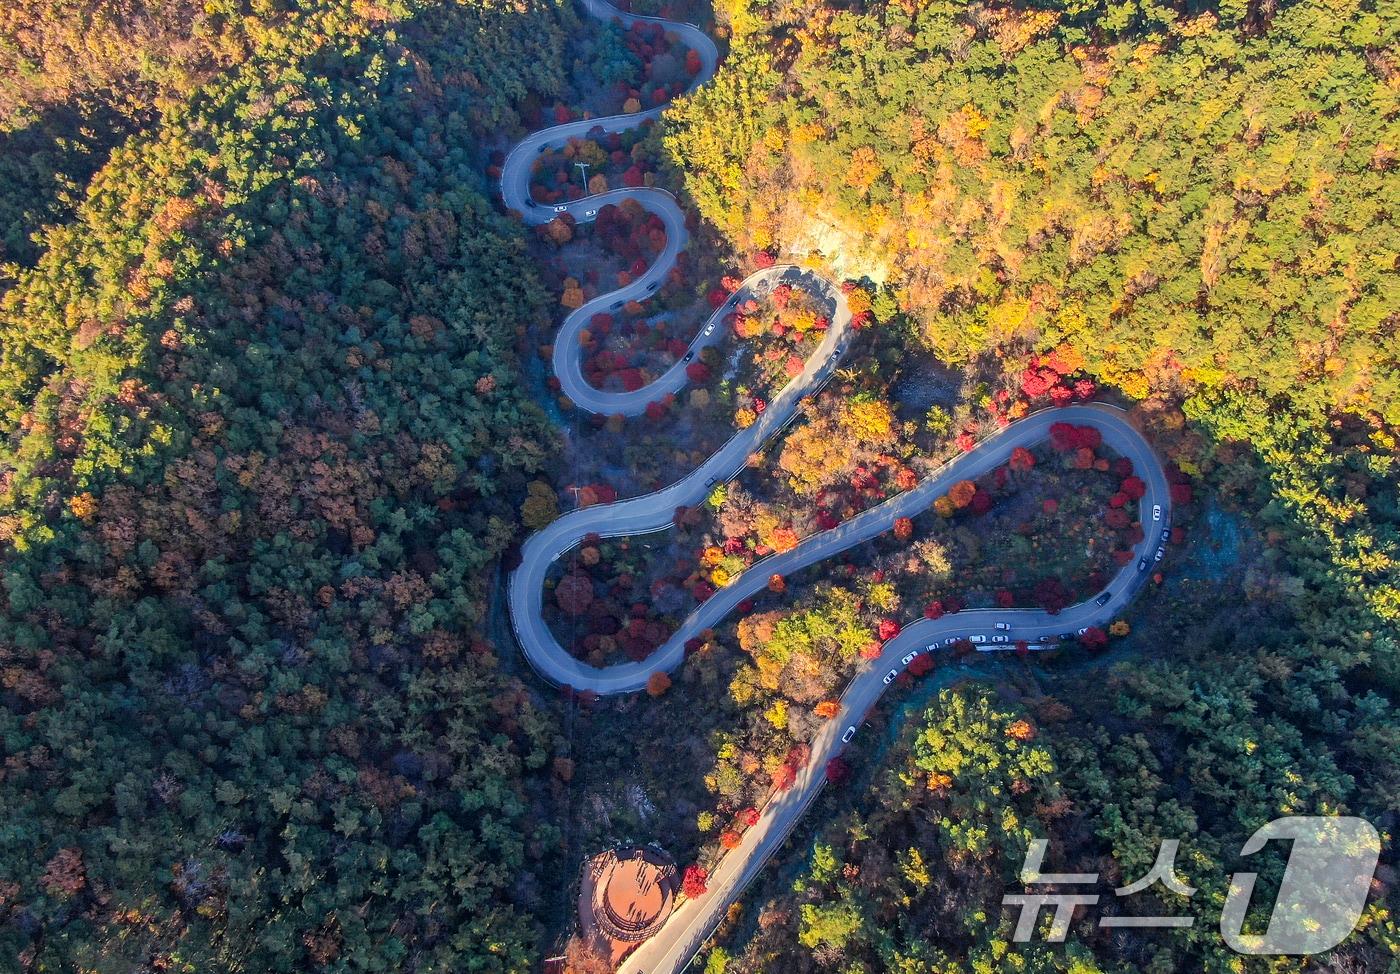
846,145,884,192
560,277,584,308
840,397,896,445
520,481,559,529
69,492,97,521
543,217,573,246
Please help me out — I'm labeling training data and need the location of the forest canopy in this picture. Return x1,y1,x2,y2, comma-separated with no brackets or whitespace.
0,0,1396,968
661,0,1400,969
0,0,580,968
666,0,1400,427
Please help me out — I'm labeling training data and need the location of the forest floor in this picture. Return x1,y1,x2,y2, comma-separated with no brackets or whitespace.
891,357,963,412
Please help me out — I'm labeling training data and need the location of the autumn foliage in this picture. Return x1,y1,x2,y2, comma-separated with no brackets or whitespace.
681,865,709,898
948,480,977,508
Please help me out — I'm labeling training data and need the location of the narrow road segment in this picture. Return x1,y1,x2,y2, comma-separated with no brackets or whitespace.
500,7,1171,970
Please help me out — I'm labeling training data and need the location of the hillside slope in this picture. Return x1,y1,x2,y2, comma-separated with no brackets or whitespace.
0,0,580,969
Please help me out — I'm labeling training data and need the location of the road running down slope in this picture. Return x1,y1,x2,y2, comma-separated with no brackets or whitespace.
501,6,1171,971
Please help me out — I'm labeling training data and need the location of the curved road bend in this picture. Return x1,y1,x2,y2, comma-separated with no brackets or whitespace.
501,0,721,416
501,5,1172,972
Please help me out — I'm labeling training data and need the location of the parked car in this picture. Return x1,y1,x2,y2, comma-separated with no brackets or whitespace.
681,351,694,363
552,204,568,213
1038,634,1054,643
1077,627,1090,636
1095,591,1112,606
584,208,597,218
1138,558,1149,571
1152,504,1162,520
943,636,958,647
1160,528,1171,542
704,477,717,488
1059,633,1074,641
646,281,658,292
969,634,987,644
901,652,919,665
883,669,899,684
841,726,857,743
994,622,1011,631
1155,546,1165,561
611,300,623,310
991,635,1009,644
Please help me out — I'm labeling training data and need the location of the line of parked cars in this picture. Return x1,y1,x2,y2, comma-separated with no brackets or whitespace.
840,497,1176,754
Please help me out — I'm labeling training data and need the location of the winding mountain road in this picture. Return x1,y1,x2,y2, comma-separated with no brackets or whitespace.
501,6,1170,971
501,0,721,415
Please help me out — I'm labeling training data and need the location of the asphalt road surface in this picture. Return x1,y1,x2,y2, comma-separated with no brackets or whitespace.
501,6,1172,971
500,0,720,416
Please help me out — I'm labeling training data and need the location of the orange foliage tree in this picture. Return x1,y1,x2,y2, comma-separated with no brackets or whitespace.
948,480,977,508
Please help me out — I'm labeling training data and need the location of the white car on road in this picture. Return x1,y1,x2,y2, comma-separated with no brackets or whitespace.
901,651,919,665
883,669,899,684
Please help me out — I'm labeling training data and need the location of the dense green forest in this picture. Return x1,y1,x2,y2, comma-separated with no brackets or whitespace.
0,0,285,267
701,672,1400,973
0,0,584,968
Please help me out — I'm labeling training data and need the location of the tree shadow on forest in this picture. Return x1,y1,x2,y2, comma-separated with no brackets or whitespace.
0,0,591,967
0,100,137,269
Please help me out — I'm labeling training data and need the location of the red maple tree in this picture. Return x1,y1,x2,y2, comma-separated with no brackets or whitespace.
681,865,708,898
